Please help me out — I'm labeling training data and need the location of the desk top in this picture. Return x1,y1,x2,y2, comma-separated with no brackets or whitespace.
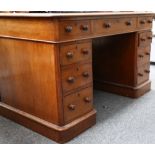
0,11,154,18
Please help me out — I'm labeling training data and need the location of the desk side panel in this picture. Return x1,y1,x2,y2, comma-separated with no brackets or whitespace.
0,39,62,125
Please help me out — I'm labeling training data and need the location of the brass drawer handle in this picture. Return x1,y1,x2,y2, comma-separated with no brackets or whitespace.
104,23,111,28
147,20,152,24
84,97,91,103
145,70,150,73
65,26,73,32
66,52,74,58
68,104,76,110
140,38,146,41
82,49,89,55
67,76,75,83
81,25,89,31
82,72,89,78
126,21,132,26
140,20,146,24
138,54,144,58
145,52,150,56
138,73,143,77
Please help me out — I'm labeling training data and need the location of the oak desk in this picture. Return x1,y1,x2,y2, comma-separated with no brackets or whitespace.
0,12,154,143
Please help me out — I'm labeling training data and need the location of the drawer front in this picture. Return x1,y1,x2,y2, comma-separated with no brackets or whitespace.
60,40,92,66
137,63,150,85
137,46,151,66
138,16,153,29
63,86,93,123
138,31,152,47
59,20,91,40
61,63,92,93
93,17,136,34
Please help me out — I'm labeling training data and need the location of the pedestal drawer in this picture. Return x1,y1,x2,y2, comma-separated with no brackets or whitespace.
63,86,93,123
138,16,153,29
138,31,152,47
137,46,151,66
60,40,92,66
61,63,92,93
93,17,136,34
137,63,150,85
59,20,91,40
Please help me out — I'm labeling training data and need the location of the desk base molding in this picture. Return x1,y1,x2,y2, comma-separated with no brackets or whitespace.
94,80,151,98
0,102,96,143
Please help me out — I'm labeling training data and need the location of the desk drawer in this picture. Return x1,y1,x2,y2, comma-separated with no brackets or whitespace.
137,63,150,85
138,31,152,47
61,63,92,93
63,86,93,123
138,16,153,29
137,46,151,66
93,17,136,34
60,40,92,66
59,20,91,40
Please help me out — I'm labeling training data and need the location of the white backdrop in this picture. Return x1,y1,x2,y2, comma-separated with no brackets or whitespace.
0,0,155,11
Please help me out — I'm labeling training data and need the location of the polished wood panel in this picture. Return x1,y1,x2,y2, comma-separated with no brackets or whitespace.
0,38,62,125
93,33,137,87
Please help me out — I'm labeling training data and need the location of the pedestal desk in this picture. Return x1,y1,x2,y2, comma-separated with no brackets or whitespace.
0,12,154,143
